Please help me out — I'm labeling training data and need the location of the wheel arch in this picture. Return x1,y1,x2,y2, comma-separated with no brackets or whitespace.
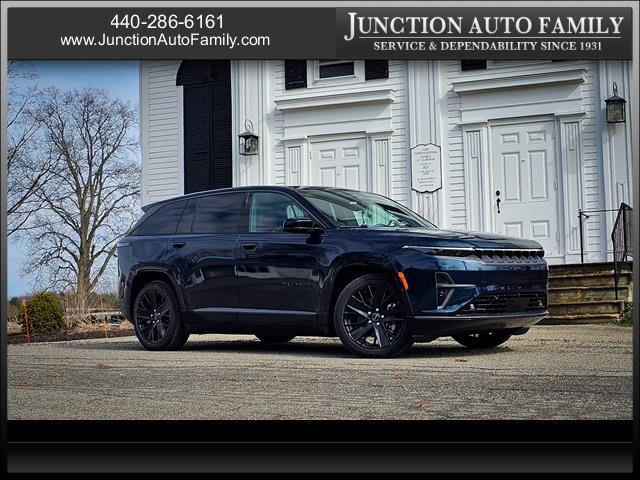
128,268,185,319
321,257,411,336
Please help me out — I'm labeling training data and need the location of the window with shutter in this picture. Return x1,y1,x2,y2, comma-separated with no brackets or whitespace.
177,61,232,194
284,60,307,89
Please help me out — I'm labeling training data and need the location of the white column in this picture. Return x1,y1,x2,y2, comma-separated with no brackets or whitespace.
407,61,445,225
234,60,272,187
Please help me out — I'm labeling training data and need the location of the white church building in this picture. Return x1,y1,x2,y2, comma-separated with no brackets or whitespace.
139,59,633,264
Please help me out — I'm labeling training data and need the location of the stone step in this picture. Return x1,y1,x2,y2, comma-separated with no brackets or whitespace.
548,261,632,277
540,313,621,325
548,270,632,281
548,272,632,288
548,300,625,316
548,285,630,303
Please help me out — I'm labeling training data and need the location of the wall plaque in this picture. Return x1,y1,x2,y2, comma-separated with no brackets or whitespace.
411,143,442,193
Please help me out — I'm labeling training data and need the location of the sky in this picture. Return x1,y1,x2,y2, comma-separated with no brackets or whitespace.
7,61,140,297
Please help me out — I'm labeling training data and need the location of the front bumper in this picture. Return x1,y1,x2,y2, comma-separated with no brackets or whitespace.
408,311,547,337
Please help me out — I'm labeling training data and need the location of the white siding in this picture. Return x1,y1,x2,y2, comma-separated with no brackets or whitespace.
140,60,182,205
387,61,409,205
271,60,287,185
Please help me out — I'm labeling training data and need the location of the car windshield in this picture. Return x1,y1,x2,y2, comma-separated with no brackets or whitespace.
299,188,435,229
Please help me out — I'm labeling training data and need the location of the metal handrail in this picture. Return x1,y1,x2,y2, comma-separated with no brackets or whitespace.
612,203,633,299
577,208,619,264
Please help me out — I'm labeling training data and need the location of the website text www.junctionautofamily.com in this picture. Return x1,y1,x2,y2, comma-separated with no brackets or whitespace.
61,32,270,48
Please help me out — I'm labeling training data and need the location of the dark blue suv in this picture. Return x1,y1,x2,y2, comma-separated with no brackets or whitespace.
117,186,548,357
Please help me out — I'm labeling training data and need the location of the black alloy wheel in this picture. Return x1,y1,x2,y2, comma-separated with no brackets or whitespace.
334,274,413,357
133,280,189,350
452,330,513,349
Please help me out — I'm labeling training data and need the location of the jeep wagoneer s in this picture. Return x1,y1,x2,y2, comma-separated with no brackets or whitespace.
117,186,548,357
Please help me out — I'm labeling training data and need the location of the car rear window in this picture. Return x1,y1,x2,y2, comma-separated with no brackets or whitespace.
132,199,187,236
193,193,246,234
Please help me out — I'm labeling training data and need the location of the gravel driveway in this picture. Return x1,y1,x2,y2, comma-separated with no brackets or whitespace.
7,324,633,420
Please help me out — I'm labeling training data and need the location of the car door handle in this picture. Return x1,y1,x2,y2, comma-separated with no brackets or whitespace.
241,243,258,252
171,242,186,249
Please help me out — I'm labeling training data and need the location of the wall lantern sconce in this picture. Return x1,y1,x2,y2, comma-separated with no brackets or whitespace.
605,82,626,124
238,120,259,156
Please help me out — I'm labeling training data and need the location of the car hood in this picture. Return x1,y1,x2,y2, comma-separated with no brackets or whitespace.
344,227,543,250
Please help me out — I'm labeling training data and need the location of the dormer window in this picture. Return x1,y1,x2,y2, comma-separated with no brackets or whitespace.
318,60,355,78
309,60,365,86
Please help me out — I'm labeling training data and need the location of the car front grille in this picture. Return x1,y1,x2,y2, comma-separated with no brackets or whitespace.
402,246,546,264
470,249,545,264
460,292,547,315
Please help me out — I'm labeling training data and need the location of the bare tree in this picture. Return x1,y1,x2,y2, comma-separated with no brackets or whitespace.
23,87,140,320
7,61,57,235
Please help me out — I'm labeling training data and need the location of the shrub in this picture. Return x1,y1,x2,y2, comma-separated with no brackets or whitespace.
7,301,20,323
9,296,21,310
621,303,633,327
19,292,66,333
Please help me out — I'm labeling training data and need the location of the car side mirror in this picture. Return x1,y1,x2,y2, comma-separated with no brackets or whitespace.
283,217,319,233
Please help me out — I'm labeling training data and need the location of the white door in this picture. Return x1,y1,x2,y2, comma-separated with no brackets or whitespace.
310,138,368,190
491,121,561,258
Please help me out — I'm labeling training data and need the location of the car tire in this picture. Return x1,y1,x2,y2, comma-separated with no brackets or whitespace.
133,280,189,351
334,274,413,358
255,334,296,344
452,330,513,349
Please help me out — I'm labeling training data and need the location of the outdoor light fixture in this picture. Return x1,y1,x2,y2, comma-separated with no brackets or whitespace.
605,82,626,124
238,119,259,155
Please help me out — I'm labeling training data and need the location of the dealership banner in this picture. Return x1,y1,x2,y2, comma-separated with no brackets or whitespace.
7,6,633,59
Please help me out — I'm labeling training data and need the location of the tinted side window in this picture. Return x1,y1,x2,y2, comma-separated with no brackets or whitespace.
193,193,246,234
176,198,198,234
249,192,309,233
133,200,187,236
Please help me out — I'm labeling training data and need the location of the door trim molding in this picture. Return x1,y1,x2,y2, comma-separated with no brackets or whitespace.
307,131,368,144
557,114,585,259
462,123,489,232
487,113,556,127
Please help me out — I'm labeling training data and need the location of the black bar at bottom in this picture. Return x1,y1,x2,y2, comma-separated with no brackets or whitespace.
8,420,632,443
7,442,633,473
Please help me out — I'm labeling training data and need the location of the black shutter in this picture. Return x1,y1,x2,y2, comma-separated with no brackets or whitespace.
284,60,307,89
211,76,232,189
179,61,232,194
183,84,213,194
461,60,487,71
365,60,389,80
